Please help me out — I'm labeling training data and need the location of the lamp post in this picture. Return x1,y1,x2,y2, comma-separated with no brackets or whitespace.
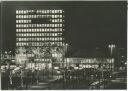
108,44,116,56
108,44,116,85
65,43,68,69
108,44,115,70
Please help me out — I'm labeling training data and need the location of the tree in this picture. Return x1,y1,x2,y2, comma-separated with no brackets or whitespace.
15,47,28,66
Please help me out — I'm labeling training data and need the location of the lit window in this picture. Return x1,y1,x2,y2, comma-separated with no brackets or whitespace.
52,10,55,13
16,24,19,28
16,43,18,46
24,10,26,14
16,15,19,18
60,24,62,27
16,29,18,32
25,29,27,32
21,15,24,18
54,10,57,13
16,10,19,14
51,15,54,18
54,15,57,18
47,10,50,13
22,20,24,23
21,10,23,14
60,10,62,13
60,19,62,22
60,15,62,18
37,38,39,41
20,20,22,23
16,20,18,23
42,10,44,13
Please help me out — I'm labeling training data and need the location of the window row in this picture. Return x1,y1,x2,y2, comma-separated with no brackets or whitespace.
16,15,64,19
16,10,64,14
16,54,34,58
35,59,52,62
16,19,64,23
16,37,63,41
16,42,64,46
80,59,114,64
16,33,62,37
16,20,31,23
16,24,63,28
16,28,63,32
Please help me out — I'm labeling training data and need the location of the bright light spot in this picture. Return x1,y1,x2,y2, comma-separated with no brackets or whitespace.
67,58,70,63
11,60,15,62
54,67,59,69
74,67,78,69
5,51,7,54
57,71,60,74
48,63,52,69
83,65,86,68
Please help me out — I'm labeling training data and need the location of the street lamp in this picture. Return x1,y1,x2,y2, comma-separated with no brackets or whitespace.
5,51,7,54
108,44,116,83
65,43,68,68
108,44,116,70
108,44,116,56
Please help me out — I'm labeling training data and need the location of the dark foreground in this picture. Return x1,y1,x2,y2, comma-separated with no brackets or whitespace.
1,68,127,90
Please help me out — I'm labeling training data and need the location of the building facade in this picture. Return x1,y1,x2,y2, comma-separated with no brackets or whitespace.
16,9,65,47
15,9,65,69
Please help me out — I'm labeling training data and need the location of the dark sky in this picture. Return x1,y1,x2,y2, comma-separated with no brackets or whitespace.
65,4,126,48
1,1,127,57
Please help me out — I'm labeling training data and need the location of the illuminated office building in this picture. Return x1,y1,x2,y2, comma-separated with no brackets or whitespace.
16,9,64,47
16,9,65,66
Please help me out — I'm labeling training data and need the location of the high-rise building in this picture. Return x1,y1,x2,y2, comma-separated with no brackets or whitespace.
16,9,65,47
15,9,65,68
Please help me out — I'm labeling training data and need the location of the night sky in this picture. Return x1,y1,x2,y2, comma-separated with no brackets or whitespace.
1,1,127,57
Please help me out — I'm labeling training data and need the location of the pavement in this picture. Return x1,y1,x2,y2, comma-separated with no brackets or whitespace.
28,82,50,90
27,77,61,90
